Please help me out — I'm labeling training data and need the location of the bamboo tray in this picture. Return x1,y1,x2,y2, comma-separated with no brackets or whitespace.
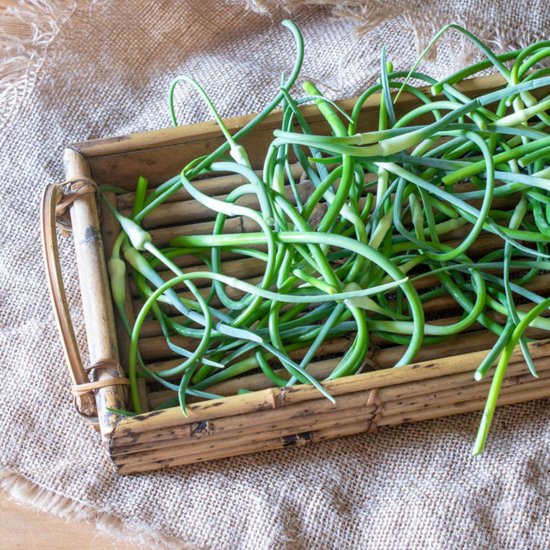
41,74,550,475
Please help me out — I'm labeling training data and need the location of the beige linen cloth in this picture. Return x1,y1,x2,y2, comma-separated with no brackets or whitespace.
1,1,549,548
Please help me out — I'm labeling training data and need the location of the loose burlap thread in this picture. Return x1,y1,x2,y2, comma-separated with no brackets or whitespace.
0,1,549,548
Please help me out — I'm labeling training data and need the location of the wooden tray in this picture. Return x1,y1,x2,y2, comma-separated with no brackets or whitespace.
41,74,550,475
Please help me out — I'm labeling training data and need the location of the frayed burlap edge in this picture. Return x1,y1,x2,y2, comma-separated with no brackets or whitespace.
0,468,187,549
1,0,545,150
0,0,75,130
243,0,548,62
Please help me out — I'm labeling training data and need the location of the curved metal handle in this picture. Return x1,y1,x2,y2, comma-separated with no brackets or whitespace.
41,183,98,417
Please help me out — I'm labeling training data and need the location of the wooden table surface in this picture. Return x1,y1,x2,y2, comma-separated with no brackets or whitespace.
0,489,137,549
0,2,141,548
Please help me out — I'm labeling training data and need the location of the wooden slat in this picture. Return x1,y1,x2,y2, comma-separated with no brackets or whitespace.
114,383,550,474
113,361,550,458
113,392,377,452
111,338,550,441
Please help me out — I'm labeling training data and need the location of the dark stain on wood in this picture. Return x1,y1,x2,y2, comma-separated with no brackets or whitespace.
81,226,101,244
411,362,435,369
257,400,277,411
120,428,139,444
294,408,314,418
281,431,314,447
154,458,174,466
190,420,213,438
133,410,163,421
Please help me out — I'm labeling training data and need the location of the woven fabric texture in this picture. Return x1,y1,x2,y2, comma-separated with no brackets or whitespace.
0,1,549,548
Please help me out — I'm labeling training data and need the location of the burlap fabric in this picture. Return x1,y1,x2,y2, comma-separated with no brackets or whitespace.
1,1,549,548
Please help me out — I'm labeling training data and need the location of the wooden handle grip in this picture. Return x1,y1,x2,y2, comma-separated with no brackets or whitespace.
41,183,99,417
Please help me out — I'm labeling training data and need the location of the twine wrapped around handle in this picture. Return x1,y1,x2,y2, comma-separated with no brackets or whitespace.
53,178,98,234
41,182,129,418
72,358,130,397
